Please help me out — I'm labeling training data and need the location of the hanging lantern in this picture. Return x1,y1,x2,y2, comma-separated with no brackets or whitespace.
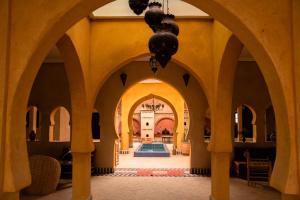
148,30,178,56
144,2,164,32
161,14,179,36
148,26,178,67
120,73,127,86
155,53,171,68
182,73,190,87
149,55,158,73
129,0,149,15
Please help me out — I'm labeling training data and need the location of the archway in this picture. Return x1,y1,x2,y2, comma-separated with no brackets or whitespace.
155,118,175,140
214,34,296,198
92,109,100,141
113,88,192,170
26,106,41,141
233,104,257,143
3,1,295,199
49,106,71,142
127,94,180,147
230,53,278,183
5,33,93,199
94,59,210,175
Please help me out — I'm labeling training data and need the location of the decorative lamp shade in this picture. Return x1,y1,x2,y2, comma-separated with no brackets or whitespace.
182,73,190,87
144,2,164,32
161,14,179,36
120,73,127,86
129,0,149,15
155,53,171,68
148,28,178,67
149,55,158,73
148,30,178,55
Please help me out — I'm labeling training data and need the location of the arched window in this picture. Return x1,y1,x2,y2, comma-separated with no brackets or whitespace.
265,105,276,142
132,118,141,137
234,104,257,143
26,106,41,141
92,110,100,141
49,106,70,142
155,118,175,136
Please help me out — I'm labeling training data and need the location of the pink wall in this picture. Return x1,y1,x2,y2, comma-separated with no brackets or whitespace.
132,118,140,136
132,117,175,136
155,118,174,136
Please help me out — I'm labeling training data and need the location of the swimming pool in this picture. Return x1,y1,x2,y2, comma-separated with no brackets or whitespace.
134,143,170,157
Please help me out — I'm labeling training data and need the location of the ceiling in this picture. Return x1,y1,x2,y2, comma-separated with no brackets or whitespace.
90,0,210,19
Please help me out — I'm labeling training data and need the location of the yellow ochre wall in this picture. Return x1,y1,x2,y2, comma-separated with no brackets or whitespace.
1,1,300,199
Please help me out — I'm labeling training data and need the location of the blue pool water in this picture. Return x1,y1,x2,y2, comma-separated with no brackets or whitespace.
134,143,170,157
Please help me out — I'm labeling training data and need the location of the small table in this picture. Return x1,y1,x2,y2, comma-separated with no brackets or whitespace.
162,135,173,143
233,161,247,178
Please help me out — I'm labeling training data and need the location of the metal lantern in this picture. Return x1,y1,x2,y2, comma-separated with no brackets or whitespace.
155,53,171,68
182,73,190,87
149,55,158,73
148,27,178,67
120,73,127,86
148,30,178,55
129,0,149,15
161,14,179,36
144,2,164,32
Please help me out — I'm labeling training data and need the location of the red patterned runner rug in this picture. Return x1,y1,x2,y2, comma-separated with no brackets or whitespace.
136,169,184,177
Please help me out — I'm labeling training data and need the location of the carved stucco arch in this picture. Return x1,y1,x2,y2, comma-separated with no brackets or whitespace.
127,94,179,143
3,33,91,191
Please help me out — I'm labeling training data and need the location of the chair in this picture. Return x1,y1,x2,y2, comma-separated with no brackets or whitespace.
245,150,272,185
24,155,61,195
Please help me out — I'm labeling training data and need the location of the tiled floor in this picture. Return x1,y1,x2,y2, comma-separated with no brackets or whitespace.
21,176,280,200
21,143,281,200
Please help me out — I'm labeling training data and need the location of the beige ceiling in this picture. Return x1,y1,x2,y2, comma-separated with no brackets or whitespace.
91,0,210,18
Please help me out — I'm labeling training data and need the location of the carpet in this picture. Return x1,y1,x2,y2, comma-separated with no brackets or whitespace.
137,169,184,177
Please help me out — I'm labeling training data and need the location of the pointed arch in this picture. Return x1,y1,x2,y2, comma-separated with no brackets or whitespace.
4,0,295,196
127,94,179,142
49,106,71,142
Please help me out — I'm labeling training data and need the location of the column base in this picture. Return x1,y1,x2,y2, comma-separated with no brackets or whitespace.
281,193,300,200
72,152,91,200
0,192,19,200
211,151,231,200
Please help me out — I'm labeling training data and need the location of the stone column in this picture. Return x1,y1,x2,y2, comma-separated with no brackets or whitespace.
210,152,231,200
72,152,91,200
121,131,129,151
